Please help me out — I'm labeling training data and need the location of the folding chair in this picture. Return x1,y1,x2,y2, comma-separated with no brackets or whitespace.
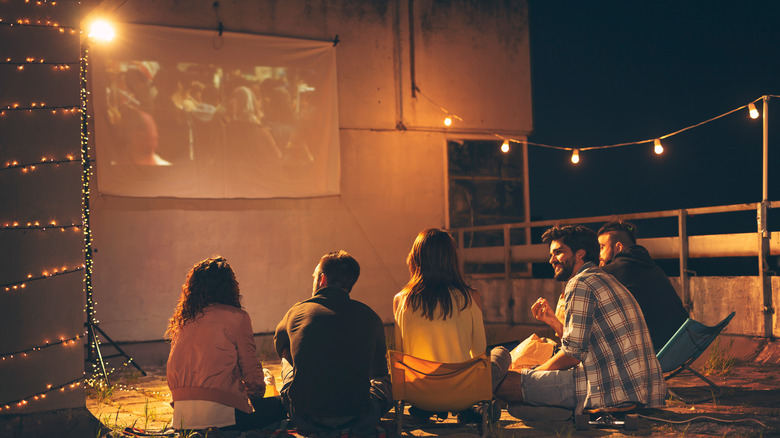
388,350,493,438
656,311,736,403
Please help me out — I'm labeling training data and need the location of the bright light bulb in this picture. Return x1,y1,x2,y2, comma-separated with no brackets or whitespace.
501,140,510,153
654,139,664,155
749,102,759,119
444,116,452,126
571,149,580,164
88,20,115,42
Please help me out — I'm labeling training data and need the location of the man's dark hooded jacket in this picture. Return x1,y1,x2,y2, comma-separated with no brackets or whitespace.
601,244,689,352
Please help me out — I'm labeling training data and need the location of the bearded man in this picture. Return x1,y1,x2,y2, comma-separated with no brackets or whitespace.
495,225,666,416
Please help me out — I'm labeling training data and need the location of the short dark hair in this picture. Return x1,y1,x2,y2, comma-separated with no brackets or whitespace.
541,225,599,264
597,220,638,245
319,250,360,292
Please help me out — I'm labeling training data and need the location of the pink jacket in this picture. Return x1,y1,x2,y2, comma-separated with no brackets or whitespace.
167,304,265,413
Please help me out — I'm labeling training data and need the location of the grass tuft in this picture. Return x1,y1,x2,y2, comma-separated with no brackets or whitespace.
701,338,737,376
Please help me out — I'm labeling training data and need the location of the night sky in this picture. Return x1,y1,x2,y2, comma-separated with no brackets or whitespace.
526,1,780,228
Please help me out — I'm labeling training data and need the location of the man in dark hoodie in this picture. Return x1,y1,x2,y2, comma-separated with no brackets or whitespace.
597,220,689,352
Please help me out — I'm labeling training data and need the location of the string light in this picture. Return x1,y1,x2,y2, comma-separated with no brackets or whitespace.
0,334,83,362
1,104,78,111
501,139,510,153
1,220,80,231
654,138,664,155
0,19,77,33
749,102,759,119
1,156,80,173
1,265,85,291
414,86,775,164
0,377,83,412
1,59,77,69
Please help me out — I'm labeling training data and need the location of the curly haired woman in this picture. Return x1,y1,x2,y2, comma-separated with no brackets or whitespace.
166,256,285,431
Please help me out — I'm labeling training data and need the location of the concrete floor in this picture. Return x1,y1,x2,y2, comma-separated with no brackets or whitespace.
83,336,780,437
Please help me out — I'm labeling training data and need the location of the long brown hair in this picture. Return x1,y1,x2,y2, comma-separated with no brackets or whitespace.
165,256,242,340
401,228,473,320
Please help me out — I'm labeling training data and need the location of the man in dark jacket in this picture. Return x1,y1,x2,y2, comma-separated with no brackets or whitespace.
274,250,391,434
597,220,689,352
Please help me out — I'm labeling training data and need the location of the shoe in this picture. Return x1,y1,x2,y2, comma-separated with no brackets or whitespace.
507,404,572,422
408,406,432,422
456,401,500,425
408,406,448,422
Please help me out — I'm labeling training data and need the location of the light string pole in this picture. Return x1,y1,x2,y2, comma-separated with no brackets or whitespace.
759,95,774,339
80,25,145,386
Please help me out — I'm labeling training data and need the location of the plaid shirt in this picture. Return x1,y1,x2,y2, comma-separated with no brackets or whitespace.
560,262,666,413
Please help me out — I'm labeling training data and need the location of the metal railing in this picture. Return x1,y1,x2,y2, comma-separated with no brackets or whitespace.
451,200,778,338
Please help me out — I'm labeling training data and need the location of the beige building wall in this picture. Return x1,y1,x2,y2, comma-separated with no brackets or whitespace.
85,0,533,340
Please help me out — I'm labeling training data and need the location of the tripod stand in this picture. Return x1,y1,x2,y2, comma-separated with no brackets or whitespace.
80,41,145,386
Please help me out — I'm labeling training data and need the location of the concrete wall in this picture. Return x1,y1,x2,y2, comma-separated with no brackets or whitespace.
475,275,780,340
85,0,533,341
0,0,86,415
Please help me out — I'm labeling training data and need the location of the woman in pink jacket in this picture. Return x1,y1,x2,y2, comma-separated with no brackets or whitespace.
166,256,285,431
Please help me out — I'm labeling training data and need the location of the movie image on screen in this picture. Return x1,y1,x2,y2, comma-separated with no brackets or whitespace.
91,23,340,199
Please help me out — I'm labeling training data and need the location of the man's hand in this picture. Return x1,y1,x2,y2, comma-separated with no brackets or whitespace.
531,297,553,322
536,350,580,371
531,297,564,337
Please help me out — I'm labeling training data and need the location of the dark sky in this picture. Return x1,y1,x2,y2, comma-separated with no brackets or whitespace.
526,1,780,225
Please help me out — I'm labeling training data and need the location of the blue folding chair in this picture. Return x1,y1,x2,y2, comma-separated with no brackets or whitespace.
656,311,736,403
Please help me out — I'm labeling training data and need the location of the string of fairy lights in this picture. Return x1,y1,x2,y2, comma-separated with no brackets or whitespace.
416,87,777,162
1,334,82,362
0,0,137,412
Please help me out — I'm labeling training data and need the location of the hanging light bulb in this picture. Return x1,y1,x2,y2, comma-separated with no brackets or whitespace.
88,19,115,42
443,116,452,127
748,102,759,119
571,149,580,164
654,139,664,155
501,139,510,153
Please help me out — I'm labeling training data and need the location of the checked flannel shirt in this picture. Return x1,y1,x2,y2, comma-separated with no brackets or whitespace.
560,262,666,413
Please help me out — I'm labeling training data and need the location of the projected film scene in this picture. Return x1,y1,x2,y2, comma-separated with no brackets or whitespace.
91,24,340,199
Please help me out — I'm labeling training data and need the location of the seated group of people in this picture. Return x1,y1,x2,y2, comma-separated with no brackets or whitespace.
165,221,688,433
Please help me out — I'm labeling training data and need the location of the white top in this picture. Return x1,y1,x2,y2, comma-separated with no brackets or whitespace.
172,399,235,430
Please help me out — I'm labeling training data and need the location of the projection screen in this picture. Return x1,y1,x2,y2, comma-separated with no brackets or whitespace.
90,23,340,198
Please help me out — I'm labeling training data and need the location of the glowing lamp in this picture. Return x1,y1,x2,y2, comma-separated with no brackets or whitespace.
654,139,664,155
501,139,510,153
87,20,115,42
571,149,580,164
749,102,759,119
444,116,452,127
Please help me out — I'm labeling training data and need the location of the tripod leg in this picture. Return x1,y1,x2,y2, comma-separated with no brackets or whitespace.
94,324,147,376
86,323,110,386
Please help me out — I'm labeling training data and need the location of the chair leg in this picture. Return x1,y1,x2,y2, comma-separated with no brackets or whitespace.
480,400,489,438
666,365,724,404
396,400,405,436
685,365,723,395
